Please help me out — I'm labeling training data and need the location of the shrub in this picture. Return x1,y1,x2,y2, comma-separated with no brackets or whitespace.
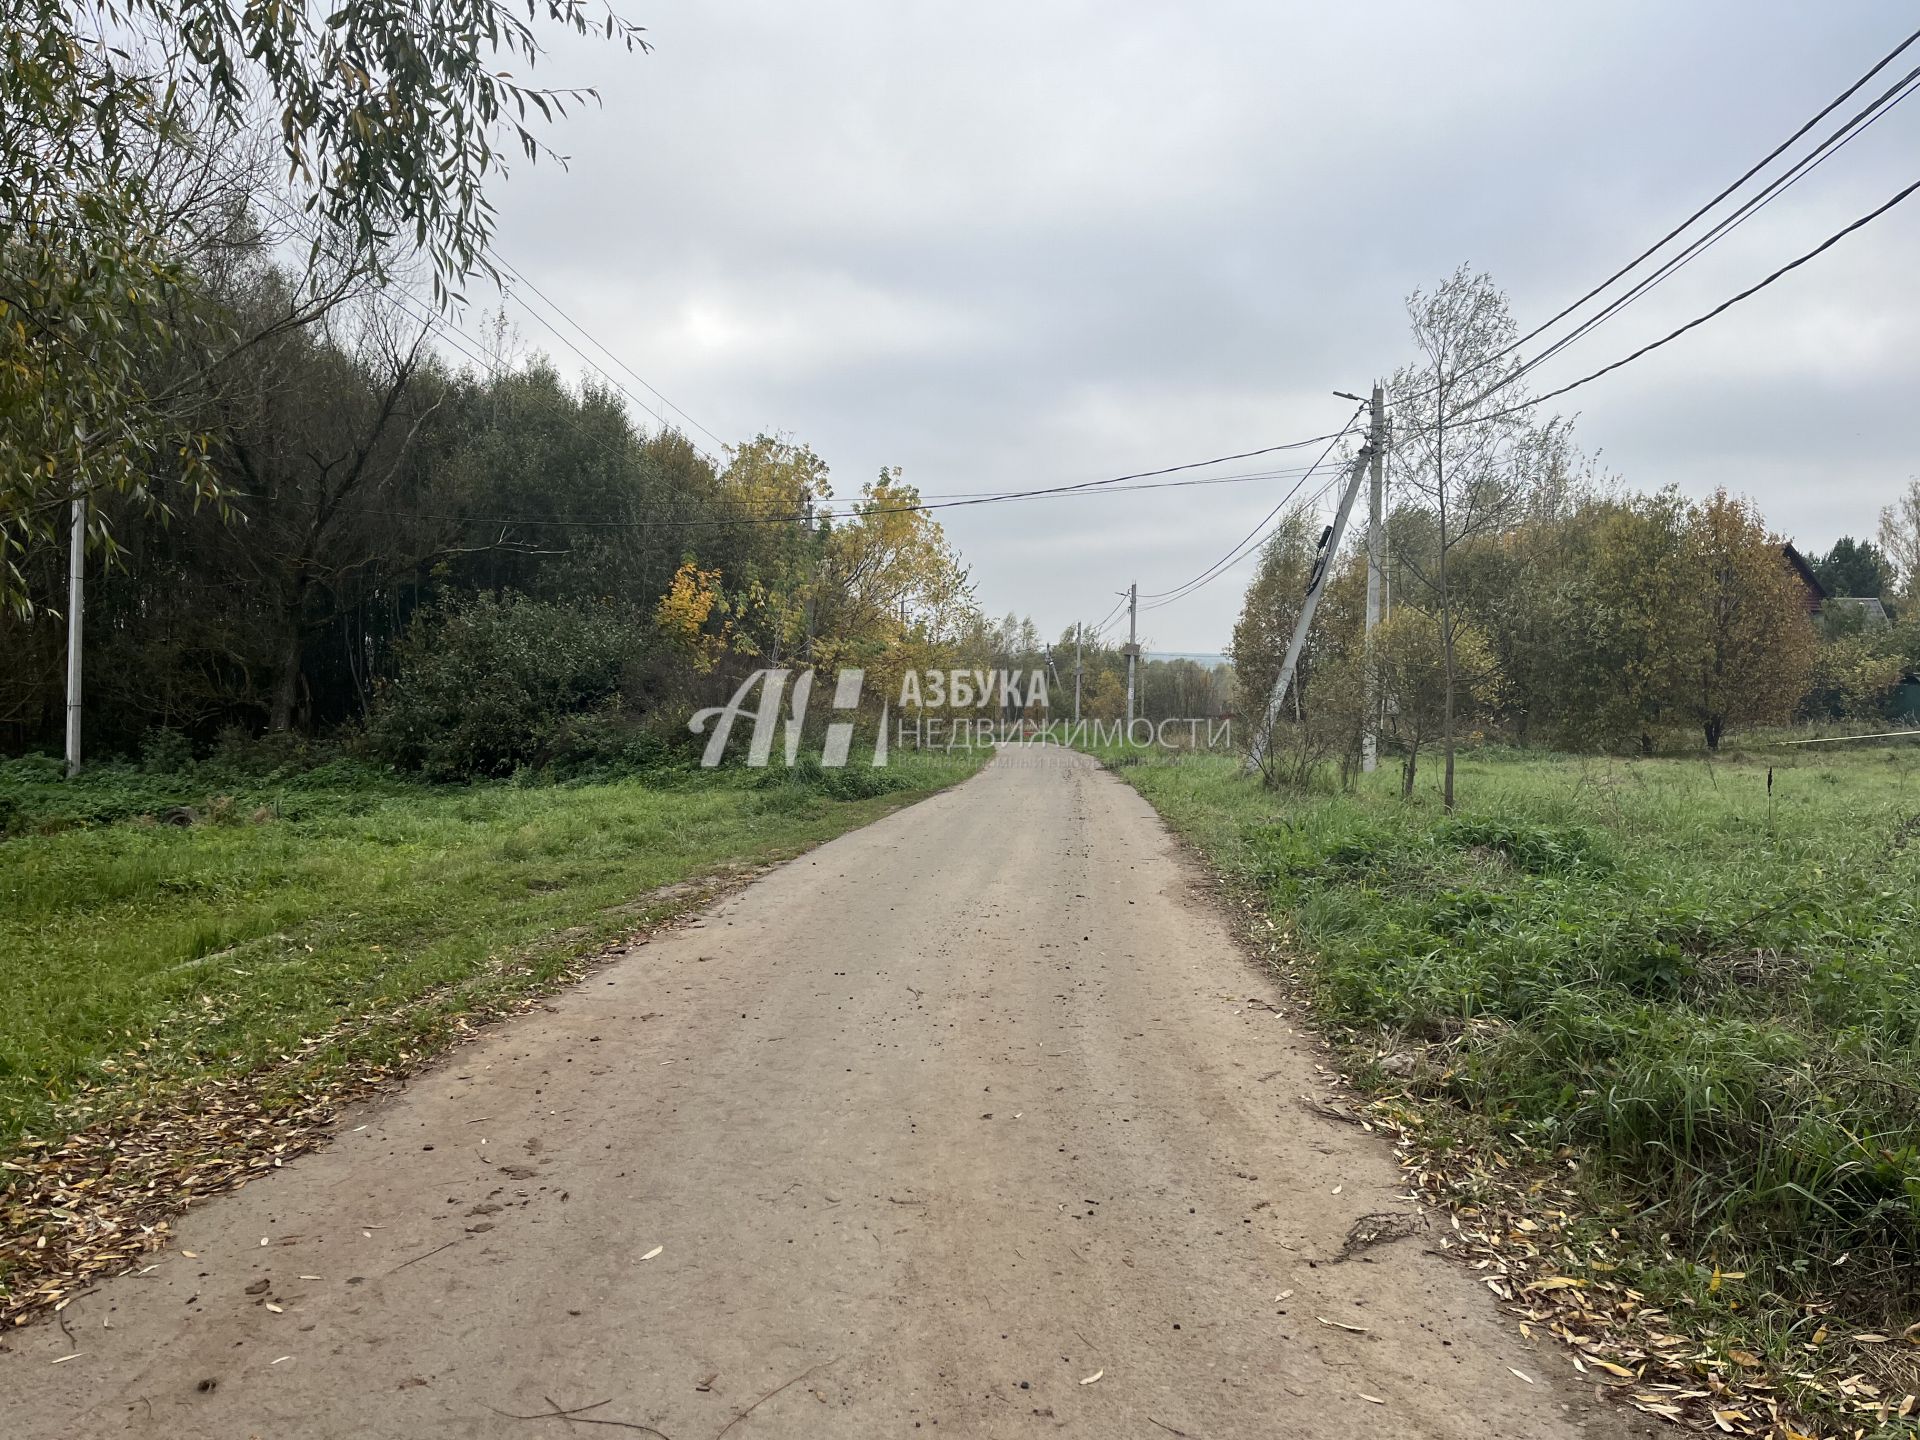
752,750,919,801
542,707,696,782
366,594,647,780
138,727,196,773
1802,633,1904,720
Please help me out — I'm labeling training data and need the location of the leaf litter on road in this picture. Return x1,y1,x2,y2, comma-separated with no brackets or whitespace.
0,898,749,1332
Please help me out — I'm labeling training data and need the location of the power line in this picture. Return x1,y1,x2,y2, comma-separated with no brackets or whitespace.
377,287,721,493
259,195,1380,541
1162,41,1920,627
1496,60,1920,398
1085,594,1128,639
399,291,1360,523
1419,171,1920,434
1137,465,1360,615
1400,22,1920,405
488,250,731,451
1136,409,1364,610
458,273,725,464
319,452,1362,533
270,273,1376,535
873,458,1339,503
257,193,727,468
1107,30,1920,630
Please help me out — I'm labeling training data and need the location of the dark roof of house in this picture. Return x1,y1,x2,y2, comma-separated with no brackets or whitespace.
1781,543,1827,598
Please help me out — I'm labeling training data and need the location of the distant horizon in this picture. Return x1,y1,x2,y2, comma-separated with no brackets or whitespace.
1145,651,1232,669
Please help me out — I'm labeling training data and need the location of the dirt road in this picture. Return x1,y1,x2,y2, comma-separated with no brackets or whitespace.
4,746,1631,1438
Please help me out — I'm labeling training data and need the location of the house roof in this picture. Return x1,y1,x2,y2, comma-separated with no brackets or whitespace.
1781,542,1827,598
1825,595,1891,627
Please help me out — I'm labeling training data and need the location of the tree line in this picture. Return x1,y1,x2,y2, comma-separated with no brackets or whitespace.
1232,269,1920,800
0,3,1217,779
0,247,1023,773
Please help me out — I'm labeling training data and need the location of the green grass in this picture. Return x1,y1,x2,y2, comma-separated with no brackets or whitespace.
1100,740,1920,1387
0,750,982,1161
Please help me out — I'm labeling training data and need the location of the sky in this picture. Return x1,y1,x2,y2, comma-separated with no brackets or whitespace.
474,0,1920,653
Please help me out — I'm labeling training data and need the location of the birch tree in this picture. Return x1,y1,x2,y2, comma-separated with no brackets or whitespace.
1389,266,1573,809
1880,478,1920,605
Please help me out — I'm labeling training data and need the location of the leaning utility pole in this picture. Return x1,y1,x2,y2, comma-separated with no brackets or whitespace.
1073,622,1083,724
1245,443,1372,776
1122,583,1138,727
1362,381,1386,774
64,495,85,777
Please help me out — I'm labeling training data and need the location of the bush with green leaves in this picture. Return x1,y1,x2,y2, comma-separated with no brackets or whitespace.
366,594,648,780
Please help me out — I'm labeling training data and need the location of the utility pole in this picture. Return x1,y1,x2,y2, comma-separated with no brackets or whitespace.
1073,621,1083,724
1245,445,1372,776
64,495,84,777
799,484,817,665
1362,380,1386,774
1123,583,1138,727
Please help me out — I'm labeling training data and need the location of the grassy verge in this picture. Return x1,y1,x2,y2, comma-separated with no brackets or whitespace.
1098,741,1920,1438
0,749,982,1317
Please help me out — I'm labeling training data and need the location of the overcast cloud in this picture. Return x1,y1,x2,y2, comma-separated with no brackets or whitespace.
474,0,1920,653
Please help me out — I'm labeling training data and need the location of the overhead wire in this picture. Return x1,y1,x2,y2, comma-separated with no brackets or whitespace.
257,196,1389,542
252,196,1380,533
487,249,731,451
1490,59,1920,399
1398,22,1920,405
1135,408,1365,612
257,193,730,467
263,266,1372,530
1083,594,1128,641
1418,171,1920,434
1123,27,1920,632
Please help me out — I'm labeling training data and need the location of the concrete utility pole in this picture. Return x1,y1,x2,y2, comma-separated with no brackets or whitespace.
799,484,817,664
1245,445,1372,775
65,495,84,777
1362,380,1386,774
1042,645,1062,721
1073,622,1083,724
1123,583,1138,727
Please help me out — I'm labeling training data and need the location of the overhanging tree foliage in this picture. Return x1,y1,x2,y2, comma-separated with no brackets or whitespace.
1,0,646,610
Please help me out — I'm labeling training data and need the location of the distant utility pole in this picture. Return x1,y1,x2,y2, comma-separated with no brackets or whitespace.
1245,444,1372,776
1362,380,1386,774
65,495,84,777
1073,622,1083,724
1123,583,1138,727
